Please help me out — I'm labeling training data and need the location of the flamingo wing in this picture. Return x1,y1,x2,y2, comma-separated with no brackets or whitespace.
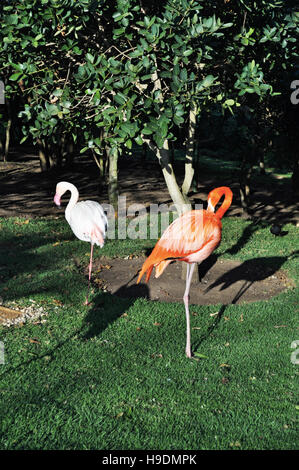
69,200,108,246
137,210,221,283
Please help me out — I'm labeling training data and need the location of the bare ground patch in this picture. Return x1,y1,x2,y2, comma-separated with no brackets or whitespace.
87,255,293,305
0,255,292,326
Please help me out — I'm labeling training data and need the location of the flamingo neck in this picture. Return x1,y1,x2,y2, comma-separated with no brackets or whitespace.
207,187,233,219
64,183,79,222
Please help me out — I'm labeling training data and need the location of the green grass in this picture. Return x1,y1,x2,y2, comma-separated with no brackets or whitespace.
0,215,298,450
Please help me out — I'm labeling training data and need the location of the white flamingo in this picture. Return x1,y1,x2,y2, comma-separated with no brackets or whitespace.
54,181,108,305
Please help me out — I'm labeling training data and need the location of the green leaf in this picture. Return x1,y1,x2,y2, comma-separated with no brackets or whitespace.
9,72,22,81
135,135,143,145
52,88,63,97
46,104,59,116
193,352,208,359
114,93,127,105
183,49,193,57
173,115,184,125
180,69,188,82
86,53,94,63
5,14,18,25
142,127,153,135
225,99,235,106
112,12,122,21
201,75,215,87
125,139,132,149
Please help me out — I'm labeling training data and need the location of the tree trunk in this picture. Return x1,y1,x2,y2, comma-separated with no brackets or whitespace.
92,148,108,192
4,119,11,162
181,102,197,197
141,63,199,282
259,153,265,175
157,140,191,214
107,147,119,210
146,138,199,283
4,100,12,162
37,138,49,172
239,159,253,217
65,137,75,167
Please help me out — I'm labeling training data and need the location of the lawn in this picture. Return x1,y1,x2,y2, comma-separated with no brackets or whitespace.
0,215,298,450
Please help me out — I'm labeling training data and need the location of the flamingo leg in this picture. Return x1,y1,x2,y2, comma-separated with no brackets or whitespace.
183,262,196,358
84,242,94,305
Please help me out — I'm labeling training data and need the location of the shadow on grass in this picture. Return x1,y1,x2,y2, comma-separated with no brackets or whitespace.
0,287,147,379
0,215,296,371
205,253,298,300
82,283,149,340
192,250,298,351
224,218,290,257
0,251,295,380
192,304,227,353
0,230,77,299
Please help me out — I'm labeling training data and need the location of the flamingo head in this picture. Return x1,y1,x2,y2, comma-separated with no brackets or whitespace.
54,193,61,207
54,181,69,207
54,181,79,209
207,187,233,218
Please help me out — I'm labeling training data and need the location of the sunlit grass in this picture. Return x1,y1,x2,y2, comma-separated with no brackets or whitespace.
0,215,298,450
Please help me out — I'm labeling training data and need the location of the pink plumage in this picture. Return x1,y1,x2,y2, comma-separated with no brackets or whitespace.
137,187,233,358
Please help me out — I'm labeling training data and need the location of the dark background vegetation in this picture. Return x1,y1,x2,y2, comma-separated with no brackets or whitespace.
0,0,298,217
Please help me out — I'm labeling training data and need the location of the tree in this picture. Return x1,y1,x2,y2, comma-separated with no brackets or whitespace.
79,0,289,213
1,0,298,213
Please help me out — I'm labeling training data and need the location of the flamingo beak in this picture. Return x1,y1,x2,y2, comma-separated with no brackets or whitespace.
54,194,61,208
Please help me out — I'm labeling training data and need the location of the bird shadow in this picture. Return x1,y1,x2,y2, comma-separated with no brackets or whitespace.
112,283,150,300
0,284,149,379
192,251,298,351
81,283,150,340
225,220,261,256
197,253,219,280
192,304,227,353
205,252,298,297
224,219,291,257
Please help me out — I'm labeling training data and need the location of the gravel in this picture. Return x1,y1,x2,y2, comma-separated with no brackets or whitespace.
0,299,48,327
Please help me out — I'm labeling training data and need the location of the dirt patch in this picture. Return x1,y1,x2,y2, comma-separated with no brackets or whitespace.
88,256,292,305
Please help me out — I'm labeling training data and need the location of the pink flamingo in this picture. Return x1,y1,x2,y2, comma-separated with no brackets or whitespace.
54,181,108,305
137,186,233,358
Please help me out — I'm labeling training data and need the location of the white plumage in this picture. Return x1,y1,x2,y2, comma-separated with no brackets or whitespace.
54,181,108,304
68,200,108,246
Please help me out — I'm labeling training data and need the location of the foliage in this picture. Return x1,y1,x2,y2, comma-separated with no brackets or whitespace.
0,1,298,198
